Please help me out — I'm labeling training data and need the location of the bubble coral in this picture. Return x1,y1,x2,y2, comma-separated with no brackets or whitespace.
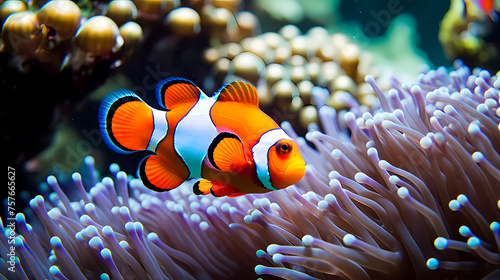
36,0,81,41
0,0,27,27
74,15,121,57
212,0,241,13
118,21,143,56
1,1,125,74
165,7,201,36
104,0,138,27
133,0,178,20
0,10,41,55
204,25,378,131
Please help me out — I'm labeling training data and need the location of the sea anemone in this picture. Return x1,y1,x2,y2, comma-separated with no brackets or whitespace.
1,156,269,279
1,61,499,279
255,60,500,279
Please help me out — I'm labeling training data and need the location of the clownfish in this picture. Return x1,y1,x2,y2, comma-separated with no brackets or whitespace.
98,77,306,197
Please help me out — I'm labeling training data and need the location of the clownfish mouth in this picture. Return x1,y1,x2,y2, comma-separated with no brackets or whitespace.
285,161,306,182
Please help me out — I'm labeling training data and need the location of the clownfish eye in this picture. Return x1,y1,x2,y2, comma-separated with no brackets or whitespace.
276,140,292,155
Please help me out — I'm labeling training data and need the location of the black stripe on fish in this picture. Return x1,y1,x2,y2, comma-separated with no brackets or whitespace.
138,156,170,192
193,180,203,195
106,96,141,152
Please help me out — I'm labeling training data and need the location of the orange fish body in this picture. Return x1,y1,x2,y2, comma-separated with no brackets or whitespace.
99,78,305,197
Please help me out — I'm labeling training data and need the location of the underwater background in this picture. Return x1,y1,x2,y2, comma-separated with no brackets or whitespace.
1,0,500,279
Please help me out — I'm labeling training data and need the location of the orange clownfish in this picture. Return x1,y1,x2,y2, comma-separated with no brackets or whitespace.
98,77,306,197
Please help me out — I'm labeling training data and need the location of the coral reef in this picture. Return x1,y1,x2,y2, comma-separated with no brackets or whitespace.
203,24,379,133
203,14,433,133
0,0,252,75
1,0,255,179
2,61,499,279
0,0,249,73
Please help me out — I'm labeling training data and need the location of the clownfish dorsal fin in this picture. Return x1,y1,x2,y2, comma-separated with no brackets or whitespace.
217,81,259,107
156,77,203,109
208,132,248,172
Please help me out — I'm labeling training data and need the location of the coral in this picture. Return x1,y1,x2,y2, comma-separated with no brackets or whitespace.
164,7,201,36
2,0,258,173
0,0,254,74
2,61,499,279
203,24,380,132
204,15,433,133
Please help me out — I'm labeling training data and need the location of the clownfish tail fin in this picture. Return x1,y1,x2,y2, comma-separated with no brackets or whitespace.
99,89,168,154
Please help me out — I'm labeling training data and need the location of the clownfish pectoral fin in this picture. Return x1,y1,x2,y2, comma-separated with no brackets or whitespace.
193,179,213,195
227,192,247,197
138,155,186,192
210,183,239,197
208,133,248,173
216,81,259,107
155,77,204,110
99,89,166,154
